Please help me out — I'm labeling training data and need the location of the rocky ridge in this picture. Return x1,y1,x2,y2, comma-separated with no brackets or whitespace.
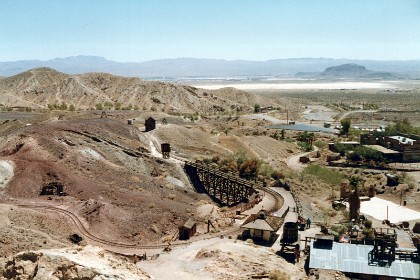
0,68,264,112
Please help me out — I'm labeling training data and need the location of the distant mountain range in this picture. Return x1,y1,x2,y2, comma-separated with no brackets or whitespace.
1,56,419,78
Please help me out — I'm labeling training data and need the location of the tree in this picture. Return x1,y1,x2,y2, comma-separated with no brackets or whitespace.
239,159,260,179
104,101,113,110
386,118,420,135
348,185,360,221
349,176,360,188
68,104,76,111
59,102,68,111
254,104,261,113
95,103,103,110
347,146,384,163
114,102,122,110
297,131,315,145
340,118,351,135
280,129,285,140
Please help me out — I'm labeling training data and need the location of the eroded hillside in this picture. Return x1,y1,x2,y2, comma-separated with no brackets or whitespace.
0,68,270,112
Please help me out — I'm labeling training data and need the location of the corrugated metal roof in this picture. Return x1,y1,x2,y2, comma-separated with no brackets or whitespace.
309,242,419,279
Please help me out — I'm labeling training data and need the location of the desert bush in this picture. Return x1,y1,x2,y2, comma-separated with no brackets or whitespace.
271,170,285,180
259,163,273,178
211,155,220,163
239,159,260,179
314,140,327,149
364,219,372,229
269,270,290,280
104,101,113,109
297,141,313,152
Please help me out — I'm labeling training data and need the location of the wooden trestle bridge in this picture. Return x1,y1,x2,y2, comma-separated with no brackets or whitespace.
184,161,260,206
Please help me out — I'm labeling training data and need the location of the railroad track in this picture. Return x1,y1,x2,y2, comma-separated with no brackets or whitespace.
17,203,245,252
11,131,286,252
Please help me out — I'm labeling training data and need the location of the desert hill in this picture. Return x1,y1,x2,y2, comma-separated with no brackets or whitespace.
296,63,395,79
0,68,264,112
320,63,394,79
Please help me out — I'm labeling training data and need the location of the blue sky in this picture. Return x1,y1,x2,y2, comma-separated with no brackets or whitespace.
1,0,419,61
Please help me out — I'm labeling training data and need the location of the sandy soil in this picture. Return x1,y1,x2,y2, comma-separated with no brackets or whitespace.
360,197,420,223
138,238,306,280
195,81,397,90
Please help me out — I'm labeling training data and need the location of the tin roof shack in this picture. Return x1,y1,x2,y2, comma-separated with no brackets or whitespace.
179,218,197,240
145,117,156,132
381,136,420,162
309,243,419,279
309,232,420,280
241,209,284,242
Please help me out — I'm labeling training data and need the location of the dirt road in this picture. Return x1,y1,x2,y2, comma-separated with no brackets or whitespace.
285,146,318,172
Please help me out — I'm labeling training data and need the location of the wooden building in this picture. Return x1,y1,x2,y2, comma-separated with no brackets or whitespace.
145,117,156,132
241,209,283,242
179,218,197,240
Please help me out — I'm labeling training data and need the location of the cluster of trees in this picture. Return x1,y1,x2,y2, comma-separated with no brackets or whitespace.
209,152,284,181
297,131,315,152
210,153,260,179
347,146,384,162
95,102,139,111
385,118,420,136
47,102,75,111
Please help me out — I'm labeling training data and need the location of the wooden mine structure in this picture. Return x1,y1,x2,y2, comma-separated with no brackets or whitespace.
184,161,256,206
40,181,65,196
145,117,156,132
279,222,301,263
161,143,170,159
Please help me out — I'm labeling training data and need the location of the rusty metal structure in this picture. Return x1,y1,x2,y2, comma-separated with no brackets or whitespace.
184,161,256,206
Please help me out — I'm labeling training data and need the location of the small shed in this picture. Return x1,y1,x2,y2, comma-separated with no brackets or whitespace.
179,218,197,240
145,117,156,132
299,156,309,163
327,153,341,162
127,119,134,125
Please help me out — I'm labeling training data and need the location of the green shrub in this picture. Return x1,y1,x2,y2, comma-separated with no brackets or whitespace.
314,140,327,149
303,165,345,185
298,141,313,152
